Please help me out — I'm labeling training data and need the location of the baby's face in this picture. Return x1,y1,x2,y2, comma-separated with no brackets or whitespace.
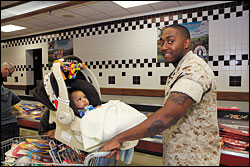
71,90,90,109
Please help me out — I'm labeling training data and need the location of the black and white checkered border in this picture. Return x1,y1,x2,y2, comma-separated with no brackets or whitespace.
1,1,249,48
14,53,248,73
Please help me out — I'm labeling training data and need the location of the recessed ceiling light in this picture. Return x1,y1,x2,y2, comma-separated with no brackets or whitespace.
1,24,26,32
113,1,160,8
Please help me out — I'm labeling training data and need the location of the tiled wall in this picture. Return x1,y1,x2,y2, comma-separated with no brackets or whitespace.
1,1,249,93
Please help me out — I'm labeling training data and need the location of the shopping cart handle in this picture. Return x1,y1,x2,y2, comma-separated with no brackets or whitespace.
84,151,111,166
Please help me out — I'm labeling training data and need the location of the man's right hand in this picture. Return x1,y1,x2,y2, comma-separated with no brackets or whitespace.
100,137,122,160
47,129,55,138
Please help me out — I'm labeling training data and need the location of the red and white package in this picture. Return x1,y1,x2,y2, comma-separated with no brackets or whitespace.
223,137,249,151
219,124,249,137
10,142,29,158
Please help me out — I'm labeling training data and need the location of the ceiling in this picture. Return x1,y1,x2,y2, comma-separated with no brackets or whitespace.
1,1,220,41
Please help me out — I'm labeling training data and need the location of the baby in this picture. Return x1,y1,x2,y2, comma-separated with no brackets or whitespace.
39,89,100,138
71,89,100,117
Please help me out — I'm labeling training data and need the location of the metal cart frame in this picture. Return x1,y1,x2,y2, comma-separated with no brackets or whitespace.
1,135,117,166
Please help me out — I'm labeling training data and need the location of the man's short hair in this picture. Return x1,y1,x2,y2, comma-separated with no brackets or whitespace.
2,62,15,72
163,24,191,39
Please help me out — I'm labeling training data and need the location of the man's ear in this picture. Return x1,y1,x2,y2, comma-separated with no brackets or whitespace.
184,38,191,49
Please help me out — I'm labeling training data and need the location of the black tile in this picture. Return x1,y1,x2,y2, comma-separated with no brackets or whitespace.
198,11,202,17
202,6,208,11
236,76,241,82
192,18,197,22
108,76,115,84
188,13,192,18
213,15,219,20
224,61,230,66
242,54,248,60
218,55,224,61
99,72,102,77
213,71,218,76
235,82,241,86
243,4,249,11
160,76,168,85
148,71,152,76
230,55,236,60
213,61,218,66
164,21,170,26
236,11,243,17
133,76,140,85
229,76,235,82
230,6,236,12
122,72,126,76
208,10,213,15
165,62,169,67
208,56,213,61
229,82,236,86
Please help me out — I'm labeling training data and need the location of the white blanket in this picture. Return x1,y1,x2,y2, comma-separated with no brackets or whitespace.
80,100,147,152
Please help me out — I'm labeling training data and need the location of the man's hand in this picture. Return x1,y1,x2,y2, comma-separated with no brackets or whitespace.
100,137,122,160
47,130,55,138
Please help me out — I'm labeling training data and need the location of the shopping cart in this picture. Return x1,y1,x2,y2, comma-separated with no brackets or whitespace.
1,135,117,166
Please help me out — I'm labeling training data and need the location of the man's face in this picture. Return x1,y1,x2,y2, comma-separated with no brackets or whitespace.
160,28,189,66
2,67,13,81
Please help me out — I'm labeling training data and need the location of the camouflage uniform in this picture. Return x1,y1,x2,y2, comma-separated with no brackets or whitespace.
162,51,221,166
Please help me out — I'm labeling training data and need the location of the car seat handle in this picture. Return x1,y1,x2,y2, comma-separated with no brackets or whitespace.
61,55,83,63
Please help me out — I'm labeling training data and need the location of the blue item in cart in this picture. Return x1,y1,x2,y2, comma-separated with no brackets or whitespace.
97,156,111,166
78,105,96,118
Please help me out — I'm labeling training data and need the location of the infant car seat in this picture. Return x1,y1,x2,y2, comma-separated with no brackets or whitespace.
32,55,102,150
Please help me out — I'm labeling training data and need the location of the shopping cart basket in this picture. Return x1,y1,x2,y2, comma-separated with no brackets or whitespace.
1,135,117,166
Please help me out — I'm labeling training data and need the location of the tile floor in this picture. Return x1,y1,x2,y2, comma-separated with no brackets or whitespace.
118,151,162,166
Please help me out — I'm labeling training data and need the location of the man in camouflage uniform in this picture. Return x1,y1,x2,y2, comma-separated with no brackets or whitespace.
100,24,221,166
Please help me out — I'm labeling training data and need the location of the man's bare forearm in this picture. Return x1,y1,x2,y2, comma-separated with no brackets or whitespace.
116,108,179,143
116,92,193,144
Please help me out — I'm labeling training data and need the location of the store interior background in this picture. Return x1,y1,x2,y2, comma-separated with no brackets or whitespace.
1,1,249,166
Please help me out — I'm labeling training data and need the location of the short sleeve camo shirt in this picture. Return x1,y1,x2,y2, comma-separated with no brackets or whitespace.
162,51,221,166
